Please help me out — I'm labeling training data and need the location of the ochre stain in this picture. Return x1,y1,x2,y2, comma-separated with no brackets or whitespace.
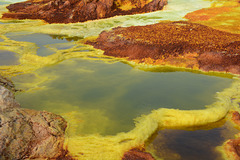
185,7,233,21
88,21,240,74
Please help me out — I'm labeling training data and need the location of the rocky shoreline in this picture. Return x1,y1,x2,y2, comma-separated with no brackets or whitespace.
0,76,158,159
0,76,72,159
2,0,167,23
88,21,240,75
1,1,240,158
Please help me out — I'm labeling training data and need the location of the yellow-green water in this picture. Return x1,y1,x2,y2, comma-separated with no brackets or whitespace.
1,30,237,160
3,31,232,136
0,0,240,159
2,31,236,160
0,50,19,65
13,57,233,136
5,31,74,56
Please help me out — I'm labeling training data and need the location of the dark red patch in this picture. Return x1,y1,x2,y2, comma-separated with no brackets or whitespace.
122,148,155,160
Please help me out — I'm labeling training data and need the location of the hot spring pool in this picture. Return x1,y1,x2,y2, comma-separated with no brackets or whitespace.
0,0,239,158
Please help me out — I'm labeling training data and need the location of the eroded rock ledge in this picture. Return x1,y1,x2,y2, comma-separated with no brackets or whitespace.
88,21,240,75
2,0,167,23
0,79,71,159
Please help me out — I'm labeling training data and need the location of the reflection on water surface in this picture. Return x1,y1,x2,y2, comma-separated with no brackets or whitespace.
147,121,239,160
5,32,75,56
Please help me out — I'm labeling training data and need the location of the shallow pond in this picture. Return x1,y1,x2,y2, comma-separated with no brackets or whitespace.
146,121,239,160
14,58,233,135
0,50,19,65
5,32,75,56
4,32,232,135
0,0,239,159
9,33,234,159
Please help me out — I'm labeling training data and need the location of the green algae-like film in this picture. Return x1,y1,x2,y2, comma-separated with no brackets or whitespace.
1,0,240,159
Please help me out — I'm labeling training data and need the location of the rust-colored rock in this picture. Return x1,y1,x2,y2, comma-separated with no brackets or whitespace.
0,85,71,159
122,148,155,160
223,135,240,160
88,21,240,74
224,138,240,160
231,111,240,126
221,111,240,160
2,0,167,23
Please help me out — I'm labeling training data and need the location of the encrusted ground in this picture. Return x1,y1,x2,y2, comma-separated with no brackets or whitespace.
89,21,240,74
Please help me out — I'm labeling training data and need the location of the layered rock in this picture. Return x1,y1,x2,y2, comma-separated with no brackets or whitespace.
2,0,167,23
88,21,240,74
0,81,70,159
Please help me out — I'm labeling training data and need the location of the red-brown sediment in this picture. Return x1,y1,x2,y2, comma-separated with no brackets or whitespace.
2,0,167,23
222,111,240,160
122,148,155,160
88,21,240,74
231,111,240,126
224,138,240,160
185,7,233,21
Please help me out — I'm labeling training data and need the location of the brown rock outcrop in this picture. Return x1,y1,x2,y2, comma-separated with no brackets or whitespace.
223,138,240,160
222,111,240,160
2,0,167,23
88,21,240,74
0,84,70,159
231,111,240,127
122,148,155,160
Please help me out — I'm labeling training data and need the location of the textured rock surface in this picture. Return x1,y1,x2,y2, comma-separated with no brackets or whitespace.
0,85,69,159
0,86,20,111
89,21,240,74
2,0,167,23
122,148,155,160
223,138,240,160
0,75,16,92
222,111,240,160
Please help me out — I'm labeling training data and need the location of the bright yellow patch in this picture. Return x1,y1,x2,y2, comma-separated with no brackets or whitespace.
64,77,240,159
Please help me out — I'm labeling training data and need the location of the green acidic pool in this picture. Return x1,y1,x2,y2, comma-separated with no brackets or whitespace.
0,50,19,65
13,58,233,135
1,0,238,157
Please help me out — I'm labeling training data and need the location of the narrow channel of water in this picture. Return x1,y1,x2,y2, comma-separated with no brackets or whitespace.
5,32,76,56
